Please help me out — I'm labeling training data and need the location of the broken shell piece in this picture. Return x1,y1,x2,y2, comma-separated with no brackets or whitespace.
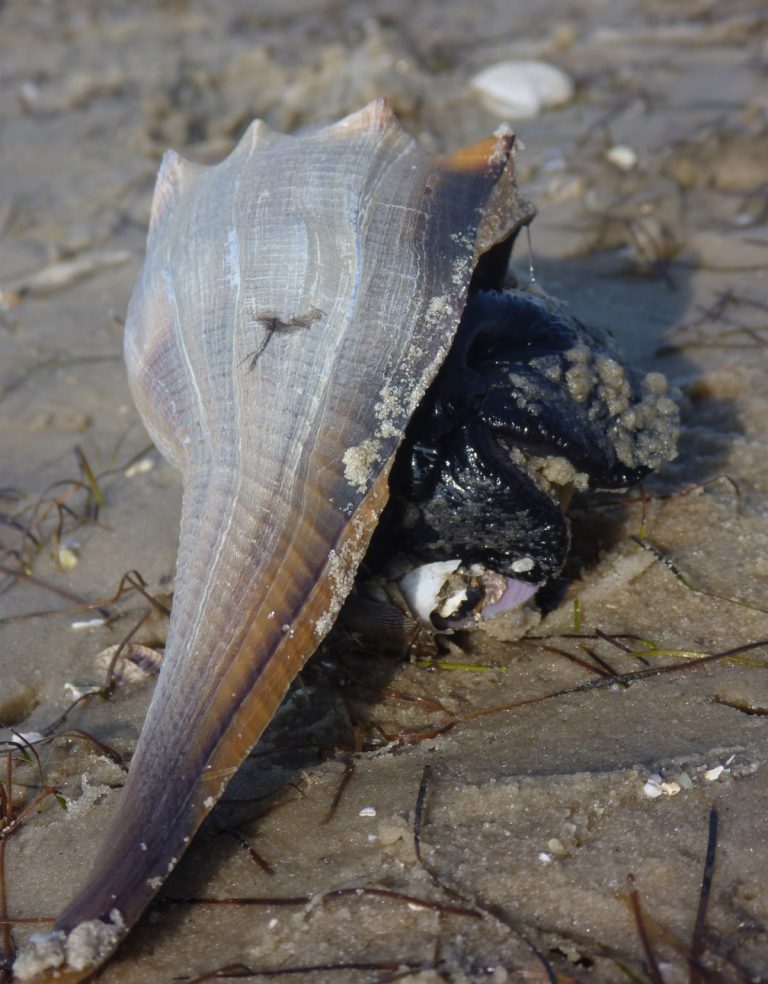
70,617,106,630
124,456,155,477
398,560,462,626
94,644,163,684
56,544,80,571
643,775,664,798
605,144,638,171
470,60,575,119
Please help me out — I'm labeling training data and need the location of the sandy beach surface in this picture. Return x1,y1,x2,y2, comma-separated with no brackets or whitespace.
2,1,768,981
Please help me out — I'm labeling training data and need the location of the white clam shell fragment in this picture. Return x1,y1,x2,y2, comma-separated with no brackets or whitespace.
471,60,575,119
399,559,463,625
606,144,638,171
15,100,535,984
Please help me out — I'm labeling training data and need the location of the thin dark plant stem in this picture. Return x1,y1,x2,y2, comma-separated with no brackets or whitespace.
413,764,431,866
628,886,665,984
0,754,13,980
322,757,355,824
105,607,152,690
0,837,10,982
689,806,719,984
412,766,557,984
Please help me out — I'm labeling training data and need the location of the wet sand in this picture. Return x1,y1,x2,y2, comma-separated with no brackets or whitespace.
2,1,768,981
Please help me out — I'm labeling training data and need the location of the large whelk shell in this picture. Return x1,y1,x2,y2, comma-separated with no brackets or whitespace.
13,100,533,982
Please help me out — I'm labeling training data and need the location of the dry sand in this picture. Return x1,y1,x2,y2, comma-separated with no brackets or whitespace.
2,1,768,981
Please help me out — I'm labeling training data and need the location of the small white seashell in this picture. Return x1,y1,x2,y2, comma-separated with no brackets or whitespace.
704,765,725,781
470,60,575,119
358,805,377,817
605,144,638,171
398,559,462,625
70,617,106,630
547,837,568,856
438,583,469,619
511,556,534,573
660,781,681,796
643,776,664,798
124,456,155,478
56,546,80,570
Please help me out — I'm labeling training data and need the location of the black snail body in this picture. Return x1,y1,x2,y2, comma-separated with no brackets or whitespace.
381,286,679,587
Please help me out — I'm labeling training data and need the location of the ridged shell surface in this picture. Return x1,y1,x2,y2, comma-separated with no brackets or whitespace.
13,100,533,982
